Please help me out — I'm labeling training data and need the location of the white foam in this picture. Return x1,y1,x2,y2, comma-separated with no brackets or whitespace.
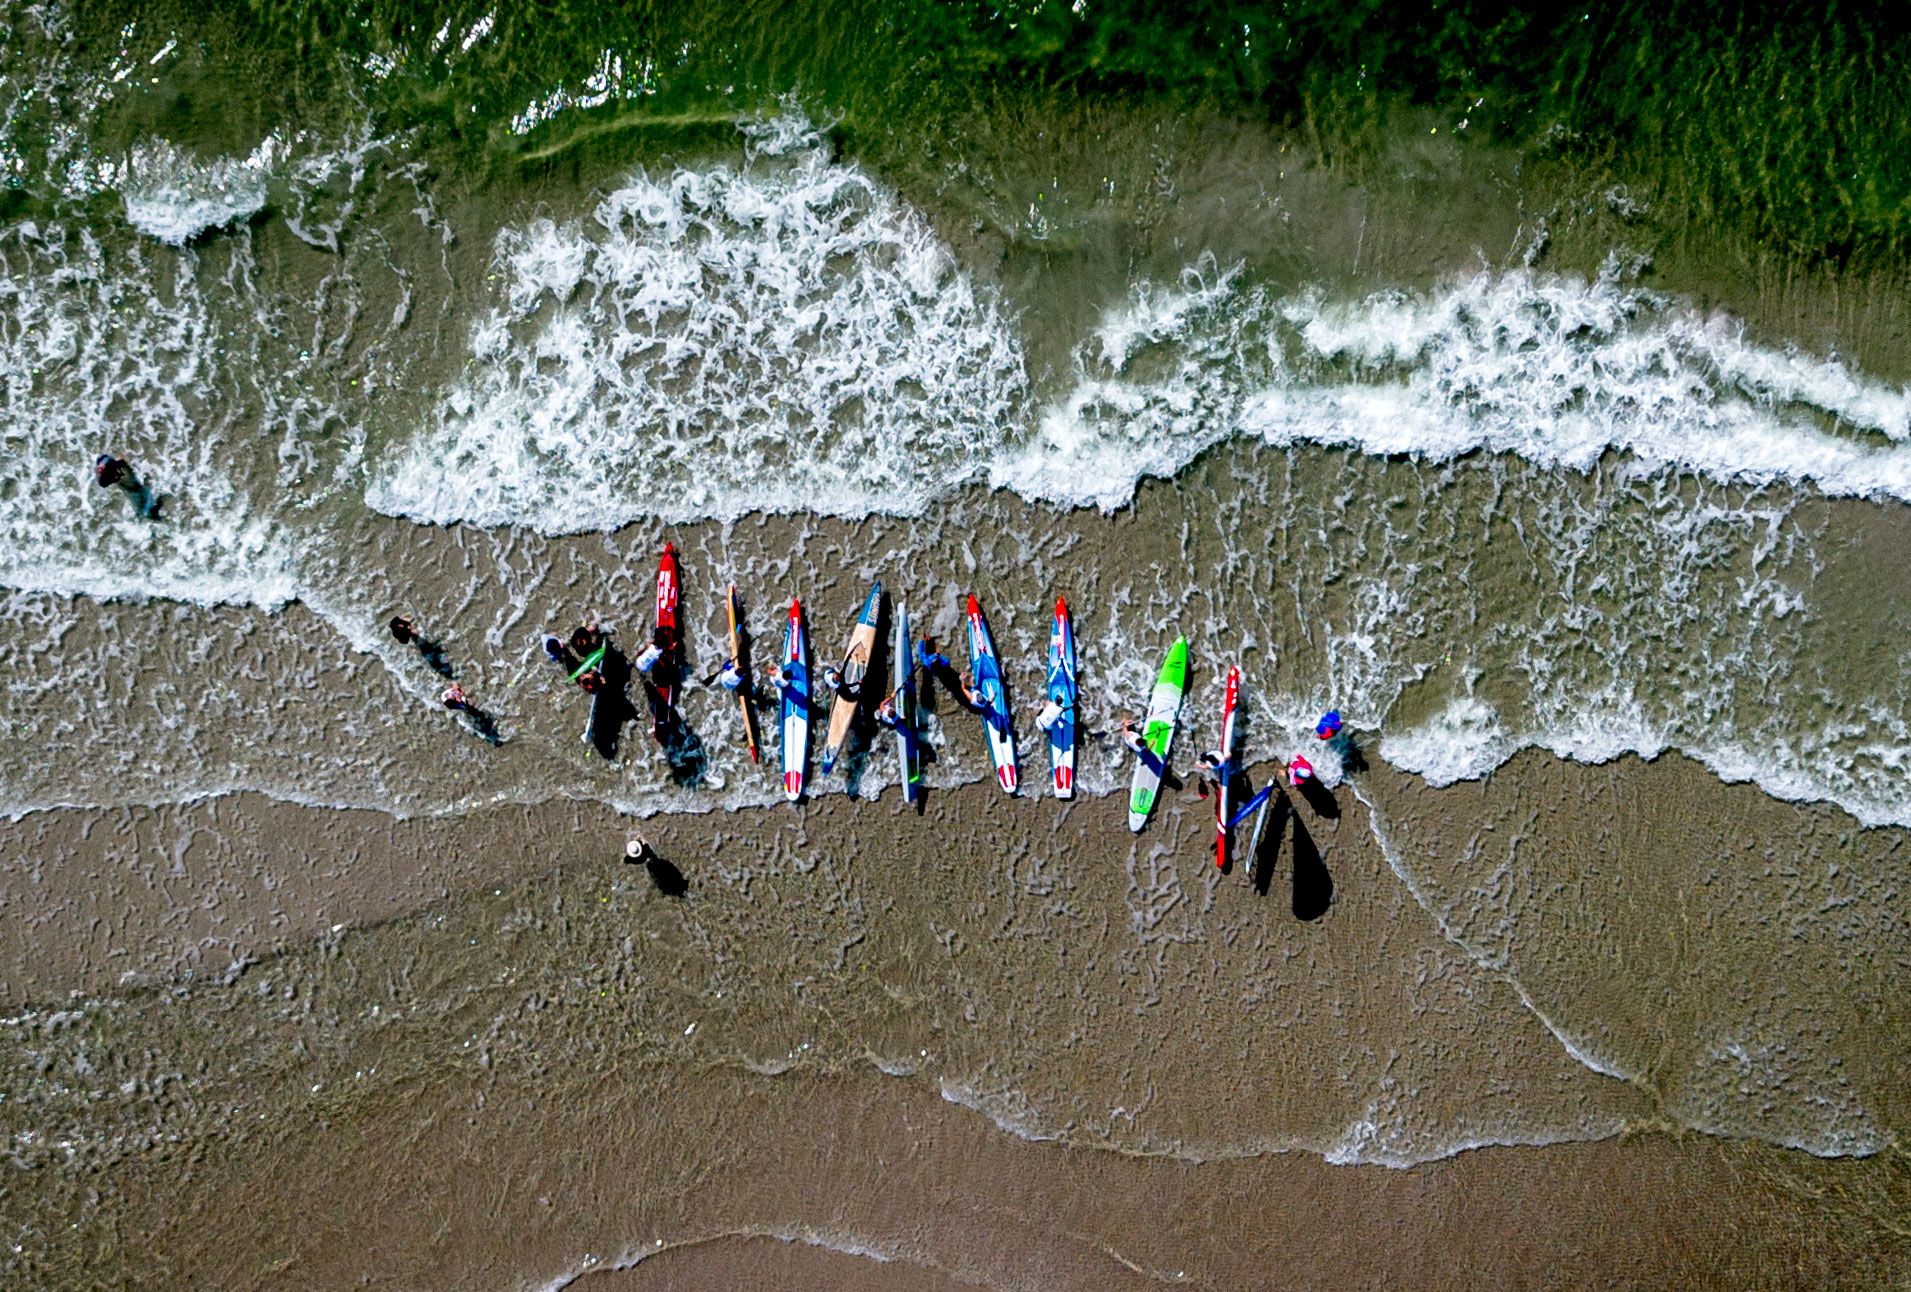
1670,1027,1893,1158
1381,695,1518,788
369,113,1027,531
118,137,279,246
1384,692,1911,829
0,223,306,612
367,114,1911,528
1001,252,1911,512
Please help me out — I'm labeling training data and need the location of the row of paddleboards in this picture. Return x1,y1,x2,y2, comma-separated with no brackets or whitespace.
644,546,1249,857
769,588,1035,808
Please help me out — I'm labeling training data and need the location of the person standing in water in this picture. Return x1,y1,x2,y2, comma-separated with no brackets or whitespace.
916,636,967,704
1119,716,1165,776
1194,749,1225,799
441,682,501,743
94,454,160,518
712,657,753,697
765,662,799,702
632,627,668,677
544,635,579,672
625,832,688,896
387,614,454,676
570,622,607,658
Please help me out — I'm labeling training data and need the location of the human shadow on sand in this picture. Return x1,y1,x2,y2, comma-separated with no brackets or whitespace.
1290,816,1333,920
1297,777,1341,820
645,855,688,897
1250,790,1292,897
653,699,711,788
413,636,456,679
459,706,503,746
585,647,636,762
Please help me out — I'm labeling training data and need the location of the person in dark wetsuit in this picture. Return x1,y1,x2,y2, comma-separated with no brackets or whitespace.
626,832,688,896
916,636,967,704
822,664,860,702
94,454,160,518
544,635,579,671
1120,717,1166,777
570,622,606,658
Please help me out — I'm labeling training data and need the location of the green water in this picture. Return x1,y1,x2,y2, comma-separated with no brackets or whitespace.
16,0,1909,270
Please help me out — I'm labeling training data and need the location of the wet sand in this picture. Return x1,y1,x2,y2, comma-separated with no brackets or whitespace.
2,747,1905,1288
119,1063,1911,1291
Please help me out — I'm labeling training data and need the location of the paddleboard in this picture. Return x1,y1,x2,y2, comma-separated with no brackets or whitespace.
727,583,761,763
822,581,881,775
966,594,1017,793
568,643,608,683
1242,782,1275,884
895,601,921,803
1215,665,1240,869
650,543,681,740
1046,596,1077,799
780,598,810,801
1127,637,1188,832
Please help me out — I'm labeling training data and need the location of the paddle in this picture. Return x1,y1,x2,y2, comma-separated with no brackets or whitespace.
1227,785,1274,829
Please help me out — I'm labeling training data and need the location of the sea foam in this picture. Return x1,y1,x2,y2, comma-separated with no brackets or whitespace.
118,137,279,246
371,114,1911,528
368,123,1027,531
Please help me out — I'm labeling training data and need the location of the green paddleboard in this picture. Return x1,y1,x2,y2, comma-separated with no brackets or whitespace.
1127,637,1188,832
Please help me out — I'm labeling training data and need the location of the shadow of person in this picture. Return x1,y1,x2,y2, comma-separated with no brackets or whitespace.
655,703,709,788
462,707,503,746
1334,737,1368,775
840,718,876,795
1252,791,1292,897
924,661,967,711
416,638,456,679
1291,817,1333,920
645,856,688,898
130,481,163,519
1219,768,1253,877
1297,777,1341,820
587,646,635,762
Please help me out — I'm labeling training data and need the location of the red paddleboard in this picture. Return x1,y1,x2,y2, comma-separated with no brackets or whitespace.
651,543,681,739
1215,665,1240,869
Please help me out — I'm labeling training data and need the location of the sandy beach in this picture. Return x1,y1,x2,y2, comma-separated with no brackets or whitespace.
4,745,1906,1288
